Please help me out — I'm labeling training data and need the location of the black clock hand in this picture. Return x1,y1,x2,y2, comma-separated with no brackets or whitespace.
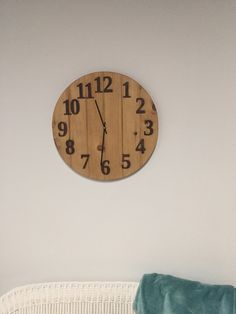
95,99,107,134
100,124,106,166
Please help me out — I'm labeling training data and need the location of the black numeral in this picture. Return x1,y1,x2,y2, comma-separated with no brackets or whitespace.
94,77,102,92
85,82,93,98
95,76,113,93
77,83,85,98
136,139,146,154
122,154,131,169
103,76,113,92
63,99,80,115
65,139,75,155
144,120,154,136
58,122,67,137
77,83,94,99
136,98,146,114
101,160,110,175
81,154,90,169
123,81,131,98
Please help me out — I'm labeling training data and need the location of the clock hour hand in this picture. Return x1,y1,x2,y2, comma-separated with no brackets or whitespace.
95,99,107,134
100,124,106,166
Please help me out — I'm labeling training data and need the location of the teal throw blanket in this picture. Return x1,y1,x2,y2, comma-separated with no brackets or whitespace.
133,274,236,314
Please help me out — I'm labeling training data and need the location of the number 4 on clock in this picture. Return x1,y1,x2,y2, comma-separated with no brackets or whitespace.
136,139,146,154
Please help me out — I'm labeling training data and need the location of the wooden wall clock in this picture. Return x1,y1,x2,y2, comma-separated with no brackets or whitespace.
52,71,158,181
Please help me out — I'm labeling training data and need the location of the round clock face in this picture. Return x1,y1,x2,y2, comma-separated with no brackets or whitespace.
52,71,158,181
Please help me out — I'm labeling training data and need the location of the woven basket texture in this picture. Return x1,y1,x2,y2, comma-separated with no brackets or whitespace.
0,282,139,314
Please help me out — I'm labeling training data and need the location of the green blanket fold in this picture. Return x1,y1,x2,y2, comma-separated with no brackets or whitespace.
133,274,236,314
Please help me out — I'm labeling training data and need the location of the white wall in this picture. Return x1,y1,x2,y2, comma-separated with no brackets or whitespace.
1,0,236,296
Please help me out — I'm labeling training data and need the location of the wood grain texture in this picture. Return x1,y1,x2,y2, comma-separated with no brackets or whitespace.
52,71,158,181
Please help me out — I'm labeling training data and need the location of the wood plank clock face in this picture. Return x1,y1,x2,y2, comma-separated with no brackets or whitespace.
52,71,158,181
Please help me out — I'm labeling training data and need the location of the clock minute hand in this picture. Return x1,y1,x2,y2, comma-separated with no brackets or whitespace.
95,99,107,134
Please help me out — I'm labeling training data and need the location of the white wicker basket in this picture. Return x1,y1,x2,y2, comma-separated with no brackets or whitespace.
0,282,139,314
